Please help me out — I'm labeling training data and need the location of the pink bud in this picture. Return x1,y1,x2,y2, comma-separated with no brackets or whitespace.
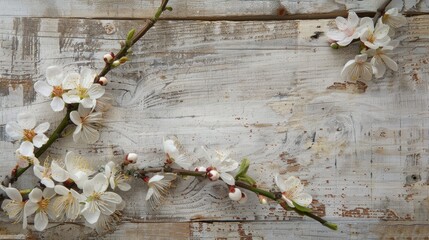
238,192,248,204
228,187,242,201
99,77,108,86
194,166,207,172
103,53,114,63
125,153,138,164
207,169,220,181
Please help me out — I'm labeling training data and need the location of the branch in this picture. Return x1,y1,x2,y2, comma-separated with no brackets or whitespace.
94,0,170,83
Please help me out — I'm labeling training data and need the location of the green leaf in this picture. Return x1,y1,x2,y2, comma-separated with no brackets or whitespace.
237,175,256,186
165,6,173,11
235,158,250,179
126,29,136,47
293,201,312,213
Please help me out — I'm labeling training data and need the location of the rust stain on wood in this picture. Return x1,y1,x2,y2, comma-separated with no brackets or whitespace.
327,81,368,93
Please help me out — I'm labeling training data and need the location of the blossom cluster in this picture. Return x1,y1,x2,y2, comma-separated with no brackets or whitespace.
1,152,127,231
327,3,407,81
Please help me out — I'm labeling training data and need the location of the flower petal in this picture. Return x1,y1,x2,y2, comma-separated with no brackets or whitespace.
145,188,154,201
24,201,38,217
347,11,359,28
63,72,80,90
41,178,55,188
17,113,36,130
62,92,80,104
335,16,348,30
118,182,131,191
2,186,22,202
82,206,100,224
81,125,100,144
19,141,34,157
149,175,164,183
294,192,313,207
381,54,398,71
220,172,235,185
34,122,50,134
81,98,96,108
54,185,69,196
371,56,387,78
69,111,82,125
50,97,65,112
100,192,122,205
34,81,53,97
42,187,56,199
29,188,42,202
33,134,48,148
88,84,105,99
5,122,23,139
51,161,69,182
73,125,82,143
92,173,109,193
80,68,95,89
45,66,64,86
34,212,49,231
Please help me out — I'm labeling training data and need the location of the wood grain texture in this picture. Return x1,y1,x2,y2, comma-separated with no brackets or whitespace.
0,0,390,19
1,14,429,238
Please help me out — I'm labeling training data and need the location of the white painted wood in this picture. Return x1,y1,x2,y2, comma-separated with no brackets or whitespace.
1,15,429,237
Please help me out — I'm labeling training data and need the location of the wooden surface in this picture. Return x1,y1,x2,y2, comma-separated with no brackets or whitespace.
1,0,429,239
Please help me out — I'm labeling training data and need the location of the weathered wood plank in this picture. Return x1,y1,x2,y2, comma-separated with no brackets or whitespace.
0,0,389,19
1,15,429,237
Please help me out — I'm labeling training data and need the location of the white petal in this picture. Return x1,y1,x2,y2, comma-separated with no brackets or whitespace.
218,159,239,172
335,16,348,30
34,122,50,134
62,92,80,104
149,175,164,183
386,0,403,11
355,54,368,62
81,98,95,108
63,72,80,90
361,63,374,80
381,54,398,71
275,175,287,191
283,176,303,195
82,206,100,224
80,68,95,89
17,112,36,130
45,66,64,86
34,212,49,231
100,192,122,205
374,24,390,39
42,188,56,199
88,84,105,99
371,56,387,78
73,125,82,143
326,30,346,42
69,111,82,125
33,165,44,180
81,125,100,144
283,196,295,208
220,172,235,185
145,188,154,201
347,11,359,27
19,141,34,157
29,188,43,202
118,182,131,191
54,185,69,196
50,97,65,112
24,201,38,217
34,81,53,97
294,192,313,207
33,134,48,148
337,36,354,46
51,161,69,182
92,173,109,193
359,17,374,31
41,178,55,188
5,122,23,139
4,187,22,202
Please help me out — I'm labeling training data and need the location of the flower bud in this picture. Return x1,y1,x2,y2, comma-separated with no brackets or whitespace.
104,53,115,63
258,195,268,204
119,56,128,64
228,187,242,201
330,42,339,49
112,60,121,67
238,192,248,204
207,169,220,181
195,166,207,172
99,77,108,86
125,153,138,165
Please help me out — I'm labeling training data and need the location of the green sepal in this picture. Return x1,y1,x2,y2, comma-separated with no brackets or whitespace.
235,158,250,179
126,28,136,46
165,6,173,11
237,175,256,186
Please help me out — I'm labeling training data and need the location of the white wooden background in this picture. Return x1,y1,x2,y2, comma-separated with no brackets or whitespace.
1,0,429,239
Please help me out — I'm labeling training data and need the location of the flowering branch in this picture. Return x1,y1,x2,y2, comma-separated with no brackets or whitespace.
94,0,171,83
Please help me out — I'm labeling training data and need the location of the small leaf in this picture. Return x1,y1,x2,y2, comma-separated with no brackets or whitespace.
235,158,250,179
293,201,312,213
237,175,256,186
127,29,136,41
165,6,173,11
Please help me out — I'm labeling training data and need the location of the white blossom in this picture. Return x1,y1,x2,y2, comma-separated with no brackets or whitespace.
24,188,57,231
358,17,391,49
34,66,75,112
53,185,84,220
366,40,399,78
275,175,312,208
145,173,177,208
163,137,194,169
81,173,122,224
70,104,103,144
62,68,105,108
87,201,125,234
327,11,361,46
341,54,373,81
15,149,39,168
201,147,238,185
33,161,69,188
0,185,26,226
105,161,131,191
5,113,50,157
65,151,95,189
382,8,407,29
